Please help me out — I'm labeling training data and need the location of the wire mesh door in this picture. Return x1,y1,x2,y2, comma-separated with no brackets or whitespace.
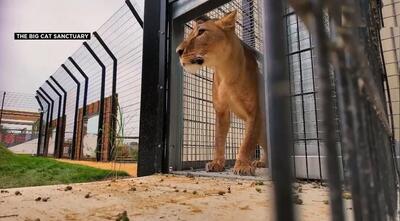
169,0,264,170
284,8,343,180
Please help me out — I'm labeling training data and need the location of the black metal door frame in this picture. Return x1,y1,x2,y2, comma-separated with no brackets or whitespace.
168,0,259,171
137,0,169,176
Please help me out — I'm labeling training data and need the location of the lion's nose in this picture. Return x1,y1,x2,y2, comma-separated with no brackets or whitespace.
177,49,184,57
191,58,204,65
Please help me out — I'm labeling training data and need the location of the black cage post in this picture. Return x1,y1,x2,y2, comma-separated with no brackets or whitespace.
263,0,294,221
0,91,6,126
309,2,345,220
125,0,144,28
34,95,44,156
36,90,50,156
93,32,118,161
68,57,89,160
138,0,168,176
46,80,62,157
50,76,67,159
39,87,54,156
62,64,81,160
83,42,106,162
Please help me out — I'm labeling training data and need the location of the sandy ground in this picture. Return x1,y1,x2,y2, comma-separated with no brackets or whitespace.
0,174,354,221
56,159,137,177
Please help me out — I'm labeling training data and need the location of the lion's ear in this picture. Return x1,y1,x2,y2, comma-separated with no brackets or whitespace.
216,10,237,31
195,15,211,24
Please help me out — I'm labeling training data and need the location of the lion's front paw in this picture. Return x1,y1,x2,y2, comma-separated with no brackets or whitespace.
251,160,266,168
234,160,256,176
205,160,225,172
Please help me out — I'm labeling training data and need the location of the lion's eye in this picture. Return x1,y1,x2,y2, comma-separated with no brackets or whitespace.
197,29,206,36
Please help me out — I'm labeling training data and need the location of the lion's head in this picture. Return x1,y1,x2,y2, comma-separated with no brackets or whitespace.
176,10,238,74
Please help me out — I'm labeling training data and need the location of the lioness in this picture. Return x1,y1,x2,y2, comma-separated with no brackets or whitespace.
176,10,267,176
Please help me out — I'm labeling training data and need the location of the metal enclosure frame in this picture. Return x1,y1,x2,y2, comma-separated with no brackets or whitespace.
137,0,169,176
49,76,67,158
168,0,247,171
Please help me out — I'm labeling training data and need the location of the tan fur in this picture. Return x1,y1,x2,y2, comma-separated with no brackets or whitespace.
176,11,267,176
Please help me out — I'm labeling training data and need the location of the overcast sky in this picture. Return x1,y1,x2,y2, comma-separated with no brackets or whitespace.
0,0,136,95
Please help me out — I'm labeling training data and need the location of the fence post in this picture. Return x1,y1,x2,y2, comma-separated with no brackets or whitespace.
39,88,54,156
308,2,345,220
83,42,106,162
61,64,81,160
138,0,168,176
263,0,294,220
34,95,44,156
50,76,67,158
46,80,63,158
125,0,144,28
36,90,50,156
68,57,89,160
93,32,118,161
0,91,6,126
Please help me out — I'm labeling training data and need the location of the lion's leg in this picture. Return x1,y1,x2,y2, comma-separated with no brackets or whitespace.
252,116,268,168
205,110,230,172
234,116,258,175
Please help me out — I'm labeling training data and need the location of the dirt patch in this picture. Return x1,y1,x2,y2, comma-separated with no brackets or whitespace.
0,174,353,221
56,159,137,176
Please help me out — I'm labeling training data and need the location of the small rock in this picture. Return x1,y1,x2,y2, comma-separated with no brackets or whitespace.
343,192,352,200
160,179,164,182
195,181,199,184
192,190,197,195
175,189,179,192
239,205,250,210
84,193,91,198
298,187,303,193
35,197,42,201
218,191,225,195
42,197,50,202
0,190,9,193
255,181,264,185
294,198,303,205
183,190,187,193
173,186,177,189
186,173,194,178
255,188,261,193
34,219,40,221
64,186,72,191
128,187,136,192
116,210,129,221
323,200,329,205
15,191,22,196
292,183,301,190
227,187,231,193
237,182,243,185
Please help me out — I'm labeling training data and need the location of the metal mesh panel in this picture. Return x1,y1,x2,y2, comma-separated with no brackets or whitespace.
50,67,80,158
0,91,40,152
0,91,39,113
37,1,143,160
285,10,342,180
181,0,264,169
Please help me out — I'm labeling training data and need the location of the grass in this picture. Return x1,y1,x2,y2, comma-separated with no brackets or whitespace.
0,145,129,189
